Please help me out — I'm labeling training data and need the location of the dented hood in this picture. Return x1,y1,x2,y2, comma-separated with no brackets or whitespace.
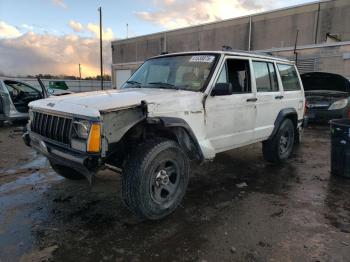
29,88,204,118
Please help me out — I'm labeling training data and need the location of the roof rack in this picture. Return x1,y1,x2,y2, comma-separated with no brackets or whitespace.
220,48,289,61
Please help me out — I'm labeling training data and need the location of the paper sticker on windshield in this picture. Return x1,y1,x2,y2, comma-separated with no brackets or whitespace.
189,55,215,63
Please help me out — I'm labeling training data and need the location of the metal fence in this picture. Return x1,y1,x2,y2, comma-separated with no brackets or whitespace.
5,77,112,92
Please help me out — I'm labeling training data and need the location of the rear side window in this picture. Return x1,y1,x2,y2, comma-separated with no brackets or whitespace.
253,61,279,92
277,64,301,91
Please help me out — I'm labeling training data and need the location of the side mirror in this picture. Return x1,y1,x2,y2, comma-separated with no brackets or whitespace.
211,83,233,96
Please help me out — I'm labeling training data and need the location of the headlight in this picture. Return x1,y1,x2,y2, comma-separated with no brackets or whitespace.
328,98,348,110
73,120,91,139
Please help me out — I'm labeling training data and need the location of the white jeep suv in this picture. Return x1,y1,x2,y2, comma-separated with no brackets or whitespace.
23,51,305,220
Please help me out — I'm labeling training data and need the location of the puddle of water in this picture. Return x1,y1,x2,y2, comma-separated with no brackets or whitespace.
0,171,62,195
3,155,49,176
20,156,49,170
0,169,62,261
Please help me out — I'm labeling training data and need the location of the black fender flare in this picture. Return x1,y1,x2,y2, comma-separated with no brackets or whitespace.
268,108,298,141
147,116,204,161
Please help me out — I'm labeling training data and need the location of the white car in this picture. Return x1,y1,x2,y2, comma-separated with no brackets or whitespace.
0,78,47,126
24,51,305,220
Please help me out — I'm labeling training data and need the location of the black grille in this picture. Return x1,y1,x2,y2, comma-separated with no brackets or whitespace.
31,111,72,144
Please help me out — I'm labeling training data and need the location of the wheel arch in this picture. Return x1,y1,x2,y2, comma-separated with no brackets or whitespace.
106,116,204,167
268,108,298,141
154,117,204,161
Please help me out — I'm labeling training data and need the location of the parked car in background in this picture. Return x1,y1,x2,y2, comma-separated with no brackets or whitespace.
0,78,47,126
0,78,74,126
301,72,350,122
48,80,74,96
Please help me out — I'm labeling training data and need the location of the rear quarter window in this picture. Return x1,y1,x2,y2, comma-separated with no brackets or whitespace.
277,64,301,91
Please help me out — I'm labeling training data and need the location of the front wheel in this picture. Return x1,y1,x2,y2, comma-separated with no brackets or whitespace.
263,118,295,163
122,139,189,220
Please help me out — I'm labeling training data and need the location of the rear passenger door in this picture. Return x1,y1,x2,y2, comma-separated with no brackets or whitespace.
252,60,284,140
276,64,305,122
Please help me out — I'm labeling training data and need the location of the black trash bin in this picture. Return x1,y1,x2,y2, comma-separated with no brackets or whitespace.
330,119,350,178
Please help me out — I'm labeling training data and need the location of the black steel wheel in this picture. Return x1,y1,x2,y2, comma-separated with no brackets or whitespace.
122,139,189,220
263,118,295,163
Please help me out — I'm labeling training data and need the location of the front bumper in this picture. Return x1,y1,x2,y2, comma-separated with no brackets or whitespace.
306,108,349,122
23,131,101,183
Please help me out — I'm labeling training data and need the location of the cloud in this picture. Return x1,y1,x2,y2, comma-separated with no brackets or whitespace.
0,21,22,38
52,0,67,8
135,0,274,29
87,23,114,41
69,20,83,32
0,32,112,77
21,24,34,31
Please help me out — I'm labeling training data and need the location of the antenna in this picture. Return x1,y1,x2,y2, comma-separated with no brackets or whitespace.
294,29,299,64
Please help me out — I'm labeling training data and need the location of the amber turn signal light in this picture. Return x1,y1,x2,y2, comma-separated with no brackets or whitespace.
87,123,101,153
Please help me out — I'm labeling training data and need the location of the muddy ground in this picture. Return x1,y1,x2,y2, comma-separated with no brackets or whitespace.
0,124,349,262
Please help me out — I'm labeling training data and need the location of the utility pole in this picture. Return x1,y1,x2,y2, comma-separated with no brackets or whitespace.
98,7,103,90
78,63,82,92
79,64,82,79
126,23,129,39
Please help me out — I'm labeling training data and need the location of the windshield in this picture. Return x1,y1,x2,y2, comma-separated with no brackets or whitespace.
4,80,41,95
122,54,218,91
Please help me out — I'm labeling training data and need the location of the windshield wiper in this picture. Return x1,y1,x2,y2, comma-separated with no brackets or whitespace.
147,82,178,89
125,80,141,87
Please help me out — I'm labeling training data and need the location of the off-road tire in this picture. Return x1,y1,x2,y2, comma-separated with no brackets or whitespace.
122,139,189,220
262,118,295,163
50,161,85,180
0,120,4,127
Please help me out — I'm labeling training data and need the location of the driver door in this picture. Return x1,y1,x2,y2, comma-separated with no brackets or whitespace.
0,81,11,120
205,57,257,153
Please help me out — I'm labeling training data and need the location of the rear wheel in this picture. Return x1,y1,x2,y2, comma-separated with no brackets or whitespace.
263,118,295,163
50,161,85,180
122,139,189,220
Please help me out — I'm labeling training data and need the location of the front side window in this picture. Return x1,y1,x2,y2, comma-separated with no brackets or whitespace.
277,64,301,91
252,61,279,92
122,54,218,91
216,59,251,93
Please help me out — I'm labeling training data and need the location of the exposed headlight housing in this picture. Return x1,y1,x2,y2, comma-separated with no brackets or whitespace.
73,120,91,139
328,98,348,110
71,120,101,153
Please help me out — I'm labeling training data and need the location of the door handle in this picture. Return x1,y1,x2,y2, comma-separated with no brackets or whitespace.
246,98,258,102
275,95,284,100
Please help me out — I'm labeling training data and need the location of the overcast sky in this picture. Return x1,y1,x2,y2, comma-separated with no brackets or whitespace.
0,0,316,77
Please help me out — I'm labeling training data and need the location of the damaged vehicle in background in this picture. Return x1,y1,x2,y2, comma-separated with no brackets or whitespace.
301,72,350,122
0,78,74,126
23,51,305,220
47,80,74,96
0,78,47,126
